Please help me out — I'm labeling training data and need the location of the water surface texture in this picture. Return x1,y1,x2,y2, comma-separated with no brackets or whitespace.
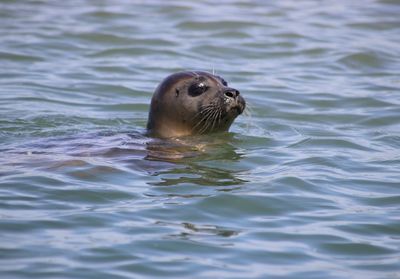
1,1,400,278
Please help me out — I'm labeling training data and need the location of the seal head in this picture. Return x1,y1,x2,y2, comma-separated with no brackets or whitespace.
147,71,245,138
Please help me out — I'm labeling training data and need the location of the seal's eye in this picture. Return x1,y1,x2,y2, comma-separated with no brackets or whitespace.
188,82,208,97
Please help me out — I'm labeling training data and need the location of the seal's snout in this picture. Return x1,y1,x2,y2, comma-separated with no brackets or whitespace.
235,95,246,115
224,87,245,115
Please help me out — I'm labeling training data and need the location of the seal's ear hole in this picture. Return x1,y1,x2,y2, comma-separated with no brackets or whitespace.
175,88,179,97
188,82,208,97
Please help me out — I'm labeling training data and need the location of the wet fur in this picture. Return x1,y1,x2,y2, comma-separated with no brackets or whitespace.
147,71,245,138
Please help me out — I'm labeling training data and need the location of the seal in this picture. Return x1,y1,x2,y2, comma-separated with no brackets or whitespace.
146,71,245,138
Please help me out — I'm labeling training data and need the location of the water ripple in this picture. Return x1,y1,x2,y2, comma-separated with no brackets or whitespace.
1,0,400,278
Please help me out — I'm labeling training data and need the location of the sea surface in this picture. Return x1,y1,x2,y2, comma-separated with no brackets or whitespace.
1,1,400,278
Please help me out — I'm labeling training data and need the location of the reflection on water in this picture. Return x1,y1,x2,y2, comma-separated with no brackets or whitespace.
150,162,247,187
1,130,247,191
157,221,240,239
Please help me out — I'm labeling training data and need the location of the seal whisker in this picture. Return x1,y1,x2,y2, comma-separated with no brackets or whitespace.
204,104,221,133
198,109,215,134
210,111,217,132
192,114,208,132
195,115,208,134
201,110,216,133
242,101,253,132
243,102,254,117
210,109,220,132
192,106,211,120
192,105,213,120
192,106,215,132
199,119,212,134
208,107,220,132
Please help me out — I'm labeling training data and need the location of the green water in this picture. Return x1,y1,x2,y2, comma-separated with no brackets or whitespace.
1,1,400,278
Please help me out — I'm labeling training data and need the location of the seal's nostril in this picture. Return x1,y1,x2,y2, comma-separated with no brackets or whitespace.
225,91,234,98
225,89,240,98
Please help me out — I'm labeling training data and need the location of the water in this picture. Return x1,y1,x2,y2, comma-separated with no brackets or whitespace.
1,0,400,278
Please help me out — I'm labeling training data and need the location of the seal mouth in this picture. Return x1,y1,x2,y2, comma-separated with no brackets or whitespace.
232,96,246,116
233,104,244,115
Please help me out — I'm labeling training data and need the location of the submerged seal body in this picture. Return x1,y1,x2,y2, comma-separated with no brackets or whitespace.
147,71,245,138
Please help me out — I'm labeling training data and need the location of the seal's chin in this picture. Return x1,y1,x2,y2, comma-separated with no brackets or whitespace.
234,105,243,115
230,96,246,116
